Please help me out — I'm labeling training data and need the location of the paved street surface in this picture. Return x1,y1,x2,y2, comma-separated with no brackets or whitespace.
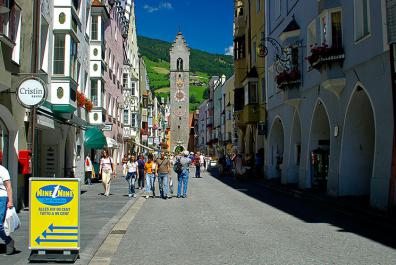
108,169,396,265
1,169,396,264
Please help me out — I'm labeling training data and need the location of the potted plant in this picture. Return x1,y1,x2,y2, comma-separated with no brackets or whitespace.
306,43,344,69
85,100,93,112
275,69,301,89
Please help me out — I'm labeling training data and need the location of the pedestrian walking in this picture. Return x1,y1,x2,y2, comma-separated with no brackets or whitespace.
194,152,201,178
199,152,205,172
0,164,15,255
125,155,139,198
137,154,145,189
121,154,128,177
144,154,156,199
156,152,171,199
84,155,94,185
177,151,192,198
99,150,115,196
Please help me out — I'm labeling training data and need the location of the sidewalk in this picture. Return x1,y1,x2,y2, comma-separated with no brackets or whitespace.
0,175,141,264
208,168,396,233
259,178,396,232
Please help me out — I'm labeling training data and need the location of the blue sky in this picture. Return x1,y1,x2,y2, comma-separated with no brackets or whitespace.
135,0,234,55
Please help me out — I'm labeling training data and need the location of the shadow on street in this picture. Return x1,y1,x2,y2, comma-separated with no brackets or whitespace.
206,167,396,250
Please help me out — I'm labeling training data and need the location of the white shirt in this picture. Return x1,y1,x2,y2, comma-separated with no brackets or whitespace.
85,157,93,172
0,165,11,197
127,161,138,173
199,155,205,164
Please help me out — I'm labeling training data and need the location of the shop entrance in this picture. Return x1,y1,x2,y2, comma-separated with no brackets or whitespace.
309,101,331,192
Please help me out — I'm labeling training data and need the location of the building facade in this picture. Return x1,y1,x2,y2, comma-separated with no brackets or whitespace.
169,32,190,152
265,0,392,209
233,0,266,163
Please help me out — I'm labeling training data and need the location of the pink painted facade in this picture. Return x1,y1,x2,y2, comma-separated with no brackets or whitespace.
103,6,126,163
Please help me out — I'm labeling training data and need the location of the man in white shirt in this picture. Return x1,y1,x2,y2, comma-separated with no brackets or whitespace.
0,165,15,254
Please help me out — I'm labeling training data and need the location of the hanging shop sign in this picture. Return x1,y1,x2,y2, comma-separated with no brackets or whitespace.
29,178,80,251
17,78,47,108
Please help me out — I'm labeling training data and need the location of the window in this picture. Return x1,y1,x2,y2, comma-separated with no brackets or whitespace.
91,80,98,106
320,10,342,48
123,110,129,124
177,58,183,71
91,15,98,40
261,78,266,103
101,83,105,107
354,0,370,41
40,16,49,72
10,3,21,64
234,37,245,60
131,82,136,95
252,38,257,65
131,114,137,127
53,34,65,74
123,73,128,88
70,38,78,81
245,82,258,105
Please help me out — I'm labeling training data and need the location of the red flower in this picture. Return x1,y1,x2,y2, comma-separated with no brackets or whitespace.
77,91,86,108
85,100,93,112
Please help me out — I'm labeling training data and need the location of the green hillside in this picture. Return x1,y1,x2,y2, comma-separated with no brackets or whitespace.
138,35,233,111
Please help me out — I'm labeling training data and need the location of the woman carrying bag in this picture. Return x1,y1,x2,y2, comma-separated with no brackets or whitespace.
99,150,115,196
0,164,15,255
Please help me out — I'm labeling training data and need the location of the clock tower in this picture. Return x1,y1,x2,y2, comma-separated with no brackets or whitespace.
170,32,190,152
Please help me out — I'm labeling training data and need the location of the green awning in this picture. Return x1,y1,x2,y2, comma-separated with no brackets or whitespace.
84,127,106,149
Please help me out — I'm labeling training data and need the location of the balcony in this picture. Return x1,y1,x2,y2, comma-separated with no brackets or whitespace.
307,45,346,97
234,15,246,38
242,104,259,124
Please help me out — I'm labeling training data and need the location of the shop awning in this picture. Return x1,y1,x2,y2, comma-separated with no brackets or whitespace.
106,137,119,149
84,127,106,149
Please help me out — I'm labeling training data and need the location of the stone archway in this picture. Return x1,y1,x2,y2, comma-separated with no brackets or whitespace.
339,87,375,196
308,101,331,191
288,111,302,183
268,118,284,179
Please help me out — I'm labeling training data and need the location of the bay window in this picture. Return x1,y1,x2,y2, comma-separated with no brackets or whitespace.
123,110,129,125
320,9,342,48
53,34,65,74
91,80,98,106
91,15,98,40
244,82,258,105
70,38,79,81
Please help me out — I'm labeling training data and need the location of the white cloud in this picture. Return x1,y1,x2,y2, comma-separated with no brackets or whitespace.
225,45,234,56
144,1,173,13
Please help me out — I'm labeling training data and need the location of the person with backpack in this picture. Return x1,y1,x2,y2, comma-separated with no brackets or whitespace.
176,151,192,198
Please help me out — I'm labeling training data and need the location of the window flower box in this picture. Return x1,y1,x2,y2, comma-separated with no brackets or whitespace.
306,44,344,70
275,69,301,90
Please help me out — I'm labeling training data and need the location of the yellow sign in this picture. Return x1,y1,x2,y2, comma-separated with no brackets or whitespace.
29,178,80,250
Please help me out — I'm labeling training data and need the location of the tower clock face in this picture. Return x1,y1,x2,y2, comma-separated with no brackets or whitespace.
175,89,185,102
176,78,184,88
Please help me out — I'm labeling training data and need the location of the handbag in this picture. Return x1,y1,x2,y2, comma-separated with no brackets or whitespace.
4,207,21,236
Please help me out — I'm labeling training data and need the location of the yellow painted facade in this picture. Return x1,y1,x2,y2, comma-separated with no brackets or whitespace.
233,0,265,157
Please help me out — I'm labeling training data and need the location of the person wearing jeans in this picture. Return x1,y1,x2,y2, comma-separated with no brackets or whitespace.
137,155,145,189
177,151,192,198
0,165,15,255
144,154,156,199
156,152,170,199
125,155,139,198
